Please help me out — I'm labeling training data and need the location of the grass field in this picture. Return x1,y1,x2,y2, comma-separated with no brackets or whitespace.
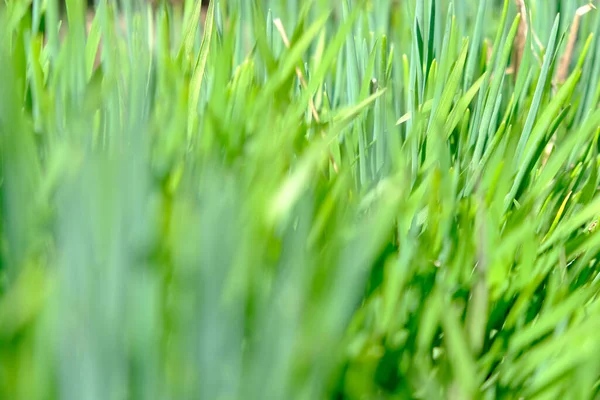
1,0,600,398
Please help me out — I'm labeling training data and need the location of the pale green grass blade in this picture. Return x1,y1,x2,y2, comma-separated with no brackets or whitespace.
463,0,486,91
472,14,520,166
444,72,487,135
506,69,582,211
187,0,215,141
514,15,561,166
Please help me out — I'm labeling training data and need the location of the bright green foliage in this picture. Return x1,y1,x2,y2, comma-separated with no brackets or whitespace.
0,0,599,398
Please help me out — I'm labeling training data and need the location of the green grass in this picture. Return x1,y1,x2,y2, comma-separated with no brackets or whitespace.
0,0,599,398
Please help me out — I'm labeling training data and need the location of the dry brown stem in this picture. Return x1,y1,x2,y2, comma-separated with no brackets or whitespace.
555,3,596,84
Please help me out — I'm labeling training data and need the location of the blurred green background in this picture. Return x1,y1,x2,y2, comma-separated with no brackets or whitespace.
0,0,600,399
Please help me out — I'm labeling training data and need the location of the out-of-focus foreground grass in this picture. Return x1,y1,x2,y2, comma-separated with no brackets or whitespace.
0,0,600,398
